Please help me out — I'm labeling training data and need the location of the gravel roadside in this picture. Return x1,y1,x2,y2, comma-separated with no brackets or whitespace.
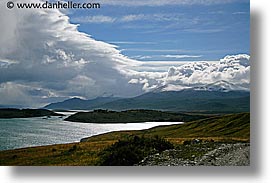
137,143,250,166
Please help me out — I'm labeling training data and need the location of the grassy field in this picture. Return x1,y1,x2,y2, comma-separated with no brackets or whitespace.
0,141,116,166
0,113,250,166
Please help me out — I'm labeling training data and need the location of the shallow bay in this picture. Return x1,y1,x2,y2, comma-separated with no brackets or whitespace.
0,112,182,151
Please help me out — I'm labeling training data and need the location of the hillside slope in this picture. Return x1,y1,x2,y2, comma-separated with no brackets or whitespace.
82,113,250,142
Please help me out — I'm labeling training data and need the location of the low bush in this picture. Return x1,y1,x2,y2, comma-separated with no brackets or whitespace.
97,135,173,166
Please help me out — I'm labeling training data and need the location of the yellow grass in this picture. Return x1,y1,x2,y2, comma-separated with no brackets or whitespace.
0,141,116,166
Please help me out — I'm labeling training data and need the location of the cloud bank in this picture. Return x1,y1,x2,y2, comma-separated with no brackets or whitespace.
127,54,250,92
0,0,250,107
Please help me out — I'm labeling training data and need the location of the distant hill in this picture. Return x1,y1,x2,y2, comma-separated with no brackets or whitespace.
44,97,120,110
65,109,208,123
0,108,63,118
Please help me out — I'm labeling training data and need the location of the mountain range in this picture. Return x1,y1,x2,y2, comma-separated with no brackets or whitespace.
44,96,120,110
44,81,250,113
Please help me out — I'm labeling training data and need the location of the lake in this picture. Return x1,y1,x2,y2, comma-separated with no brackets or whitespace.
0,112,182,151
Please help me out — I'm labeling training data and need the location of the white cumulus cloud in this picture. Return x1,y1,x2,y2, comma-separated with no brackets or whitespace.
0,0,141,106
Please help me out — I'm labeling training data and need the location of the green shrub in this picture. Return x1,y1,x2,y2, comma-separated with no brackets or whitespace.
97,135,173,166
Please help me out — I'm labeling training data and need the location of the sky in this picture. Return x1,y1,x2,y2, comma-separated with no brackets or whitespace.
0,0,250,107
71,0,250,61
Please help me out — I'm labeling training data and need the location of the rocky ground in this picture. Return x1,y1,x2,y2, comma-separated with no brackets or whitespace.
137,142,250,166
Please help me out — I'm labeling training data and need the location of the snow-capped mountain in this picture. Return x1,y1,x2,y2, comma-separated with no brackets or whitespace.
153,80,249,93
193,80,249,92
